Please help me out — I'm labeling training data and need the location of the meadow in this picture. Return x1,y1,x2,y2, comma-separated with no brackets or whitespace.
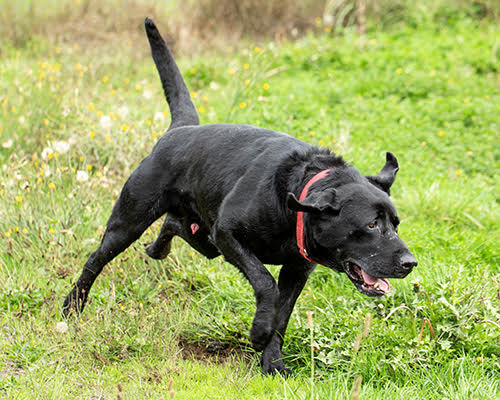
0,8,499,400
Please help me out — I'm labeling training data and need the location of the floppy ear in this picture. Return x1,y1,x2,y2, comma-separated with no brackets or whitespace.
287,188,339,214
366,152,399,195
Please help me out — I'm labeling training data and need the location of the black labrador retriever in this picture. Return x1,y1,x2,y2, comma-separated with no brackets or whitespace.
63,18,417,375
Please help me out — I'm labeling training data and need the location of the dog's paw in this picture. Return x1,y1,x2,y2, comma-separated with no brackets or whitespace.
145,241,171,260
62,288,84,317
260,352,292,377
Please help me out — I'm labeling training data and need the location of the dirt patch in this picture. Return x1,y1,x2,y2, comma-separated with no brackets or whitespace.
179,338,251,364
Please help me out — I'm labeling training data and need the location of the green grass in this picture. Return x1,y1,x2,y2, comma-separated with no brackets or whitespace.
1,16,499,399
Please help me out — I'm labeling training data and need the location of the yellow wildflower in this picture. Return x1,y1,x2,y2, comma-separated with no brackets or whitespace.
48,182,55,190
263,83,270,90
239,102,246,109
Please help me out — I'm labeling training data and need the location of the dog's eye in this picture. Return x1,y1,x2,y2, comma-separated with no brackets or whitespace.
368,221,377,229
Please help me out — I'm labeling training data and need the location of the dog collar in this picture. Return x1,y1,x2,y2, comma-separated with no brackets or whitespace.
296,169,332,263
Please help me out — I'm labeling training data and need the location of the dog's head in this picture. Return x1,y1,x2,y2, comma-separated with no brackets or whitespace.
288,153,417,297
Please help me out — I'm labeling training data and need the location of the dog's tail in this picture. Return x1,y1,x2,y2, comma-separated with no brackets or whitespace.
145,18,199,130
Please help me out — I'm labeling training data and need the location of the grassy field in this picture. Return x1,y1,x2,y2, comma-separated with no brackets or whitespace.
0,13,499,400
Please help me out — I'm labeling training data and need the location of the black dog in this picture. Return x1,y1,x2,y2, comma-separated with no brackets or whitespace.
63,18,417,375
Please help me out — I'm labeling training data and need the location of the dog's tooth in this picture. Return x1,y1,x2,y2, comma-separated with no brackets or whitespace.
374,282,379,289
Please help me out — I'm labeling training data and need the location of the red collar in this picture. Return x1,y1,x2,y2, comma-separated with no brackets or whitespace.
296,169,332,263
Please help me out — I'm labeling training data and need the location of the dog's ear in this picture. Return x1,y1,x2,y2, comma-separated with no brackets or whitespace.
366,152,399,195
287,188,339,214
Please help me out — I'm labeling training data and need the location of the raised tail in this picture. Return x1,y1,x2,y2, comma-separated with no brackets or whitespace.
145,18,199,130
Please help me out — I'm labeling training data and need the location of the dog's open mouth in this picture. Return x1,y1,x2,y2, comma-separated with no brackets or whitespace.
345,262,390,297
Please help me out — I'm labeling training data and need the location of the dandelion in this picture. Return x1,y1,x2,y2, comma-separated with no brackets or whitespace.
48,182,55,190
52,140,71,154
154,111,165,121
122,124,129,132
49,227,55,234
87,165,92,171
315,17,322,25
476,357,483,363
430,70,436,76
105,135,111,143
89,131,96,138
102,76,109,83
243,63,249,69
438,131,445,137
421,141,427,146
254,47,261,53
76,170,89,182
228,69,235,75
56,321,69,333
244,79,250,86
263,83,269,90
324,26,332,33
396,68,403,74
191,67,197,74
239,102,246,109
100,115,112,129
118,105,129,118
135,84,142,91
199,106,206,113
22,228,28,234
15,195,22,203
146,119,151,126
190,91,197,98
43,118,49,125
456,169,462,175
96,111,103,117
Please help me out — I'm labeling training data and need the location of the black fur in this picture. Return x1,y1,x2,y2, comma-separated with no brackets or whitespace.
63,18,417,376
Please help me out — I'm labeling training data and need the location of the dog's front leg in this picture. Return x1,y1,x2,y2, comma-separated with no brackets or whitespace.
213,226,279,351
260,263,314,375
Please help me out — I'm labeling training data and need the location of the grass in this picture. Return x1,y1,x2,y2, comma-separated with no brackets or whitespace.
0,12,499,400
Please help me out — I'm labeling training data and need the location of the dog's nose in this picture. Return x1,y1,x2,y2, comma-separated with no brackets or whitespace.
400,253,417,271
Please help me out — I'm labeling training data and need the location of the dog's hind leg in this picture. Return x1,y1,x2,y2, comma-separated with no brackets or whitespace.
260,263,314,375
62,160,168,316
146,215,220,260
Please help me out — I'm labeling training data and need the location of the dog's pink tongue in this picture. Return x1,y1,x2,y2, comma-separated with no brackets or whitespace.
361,270,390,293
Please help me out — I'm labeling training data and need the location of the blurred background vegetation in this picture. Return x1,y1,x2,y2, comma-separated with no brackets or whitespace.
1,0,499,52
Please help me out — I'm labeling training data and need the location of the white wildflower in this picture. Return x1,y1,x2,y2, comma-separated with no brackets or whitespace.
99,115,112,129
117,105,129,118
41,147,53,160
53,141,70,154
2,139,13,148
76,170,89,182
142,89,153,99
154,111,165,121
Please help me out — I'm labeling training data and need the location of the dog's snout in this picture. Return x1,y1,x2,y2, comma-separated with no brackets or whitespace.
400,253,417,271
